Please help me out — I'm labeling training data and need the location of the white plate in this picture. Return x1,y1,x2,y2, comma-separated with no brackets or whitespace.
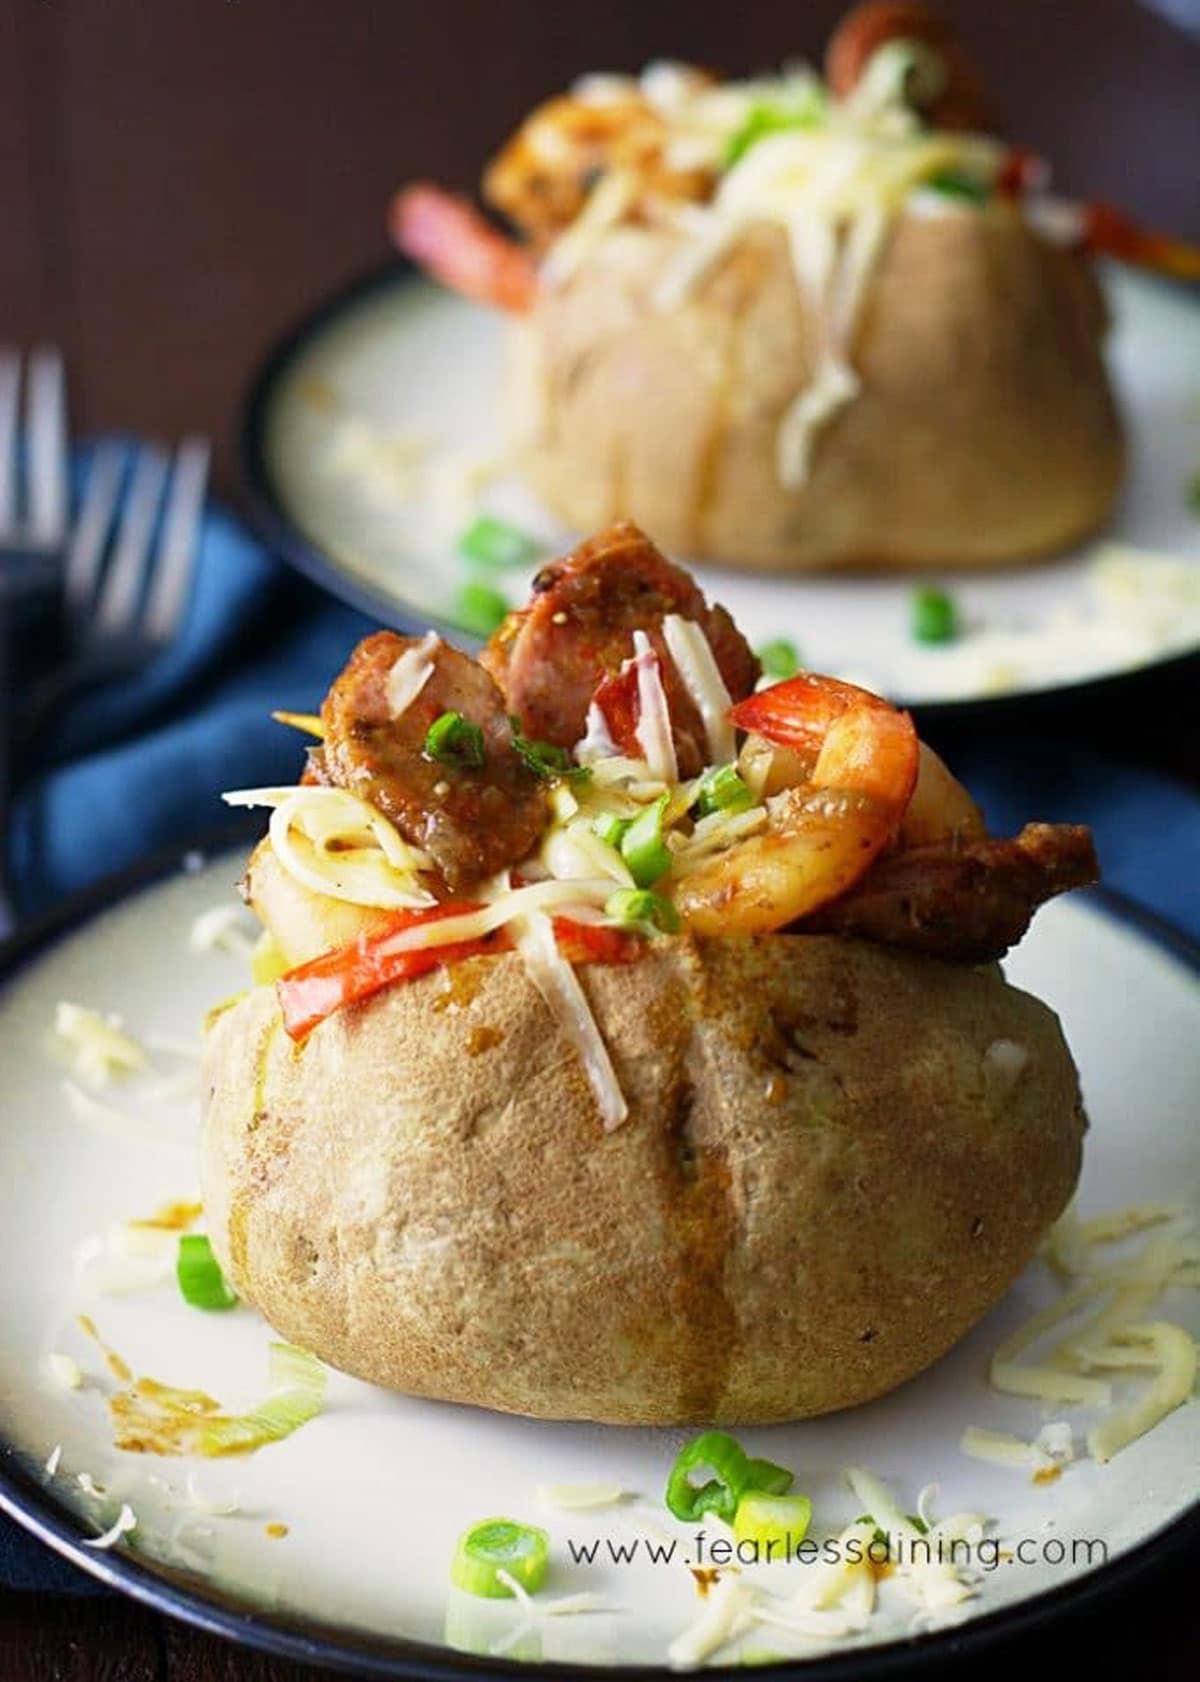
249,264,1200,710
0,849,1197,1676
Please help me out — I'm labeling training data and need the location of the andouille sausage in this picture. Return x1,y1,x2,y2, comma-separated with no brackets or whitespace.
482,522,759,776
321,632,547,891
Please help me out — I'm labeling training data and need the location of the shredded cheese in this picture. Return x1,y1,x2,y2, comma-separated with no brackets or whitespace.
510,909,628,1130
668,1572,759,1670
537,1481,629,1511
47,1353,84,1392
629,631,678,783
384,632,440,718
661,615,735,765
53,1003,145,1086
960,1426,1054,1473
44,1444,62,1477
1087,1323,1197,1464
81,1502,137,1550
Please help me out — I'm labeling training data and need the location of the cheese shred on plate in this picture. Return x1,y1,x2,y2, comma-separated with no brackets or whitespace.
981,1200,1199,1464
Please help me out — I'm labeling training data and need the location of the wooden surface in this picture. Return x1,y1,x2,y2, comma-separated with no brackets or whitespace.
2,0,1198,1673
0,0,1197,494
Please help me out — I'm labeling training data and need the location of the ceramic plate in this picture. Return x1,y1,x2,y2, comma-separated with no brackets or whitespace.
0,843,1197,1676
241,263,1200,713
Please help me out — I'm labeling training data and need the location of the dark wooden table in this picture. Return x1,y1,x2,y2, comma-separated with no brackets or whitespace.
2,0,1198,1672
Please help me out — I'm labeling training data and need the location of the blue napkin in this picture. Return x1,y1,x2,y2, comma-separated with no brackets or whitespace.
3,479,1198,1592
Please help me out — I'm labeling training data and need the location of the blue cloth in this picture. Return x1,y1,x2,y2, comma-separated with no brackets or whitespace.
2,485,1198,1593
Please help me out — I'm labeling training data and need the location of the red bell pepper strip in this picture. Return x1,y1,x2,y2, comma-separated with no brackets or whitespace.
277,903,499,1041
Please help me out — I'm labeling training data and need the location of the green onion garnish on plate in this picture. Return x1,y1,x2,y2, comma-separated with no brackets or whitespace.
745,1456,794,1496
424,711,486,769
925,170,989,204
620,793,672,888
176,1235,238,1311
458,515,543,571
911,586,959,644
1187,468,1200,514
732,1492,813,1553
693,764,754,819
665,1430,754,1524
451,1518,549,1599
604,888,680,935
756,639,802,680
453,580,510,638
592,812,631,850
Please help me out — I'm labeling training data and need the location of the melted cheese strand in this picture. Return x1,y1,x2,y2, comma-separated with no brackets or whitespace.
1087,1323,1197,1464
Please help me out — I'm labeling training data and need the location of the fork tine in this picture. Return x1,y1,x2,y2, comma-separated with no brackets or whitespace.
141,436,210,644
94,444,168,637
25,346,68,546
63,441,125,625
0,350,20,538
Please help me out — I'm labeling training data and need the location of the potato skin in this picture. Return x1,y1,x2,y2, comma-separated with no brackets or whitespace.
201,935,1084,1425
510,207,1123,571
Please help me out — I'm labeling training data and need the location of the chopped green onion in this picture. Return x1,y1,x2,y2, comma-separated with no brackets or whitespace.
911,586,959,645
1187,469,1200,514
458,515,543,571
453,581,510,638
733,1492,813,1556
191,1342,325,1455
451,1518,549,1599
693,764,754,819
746,1457,794,1497
756,639,801,680
592,812,631,850
424,711,486,769
925,170,989,204
619,793,672,887
176,1235,238,1312
723,95,826,169
510,718,591,783
605,888,680,935
666,1430,754,1524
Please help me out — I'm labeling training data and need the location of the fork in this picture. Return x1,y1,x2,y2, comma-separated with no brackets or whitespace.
4,433,210,938
0,347,70,936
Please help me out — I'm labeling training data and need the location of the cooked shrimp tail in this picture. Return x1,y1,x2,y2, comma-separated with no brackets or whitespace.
389,183,539,312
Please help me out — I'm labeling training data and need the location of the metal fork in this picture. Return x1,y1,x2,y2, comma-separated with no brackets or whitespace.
0,347,70,936
4,433,210,938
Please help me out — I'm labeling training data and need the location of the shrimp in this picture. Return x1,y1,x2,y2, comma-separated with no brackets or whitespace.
389,184,540,312
899,742,986,849
483,87,712,245
672,675,918,936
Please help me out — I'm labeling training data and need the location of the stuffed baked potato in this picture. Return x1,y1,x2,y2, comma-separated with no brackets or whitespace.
389,3,1147,572
202,523,1097,1424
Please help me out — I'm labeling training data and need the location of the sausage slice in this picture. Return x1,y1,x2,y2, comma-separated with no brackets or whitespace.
321,632,547,891
482,522,760,776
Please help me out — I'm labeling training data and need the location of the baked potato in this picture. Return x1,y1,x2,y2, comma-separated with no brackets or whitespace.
391,4,1134,573
508,210,1121,571
202,934,1084,1425
204,523,1098,1424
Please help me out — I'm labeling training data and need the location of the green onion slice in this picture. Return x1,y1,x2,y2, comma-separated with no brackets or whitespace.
451,1518,549,1599
666,1430,755,1524
592,812,631,850
619,793,672,888
910,586,959,645
1187,468,1200,513
176,1235,238,1312
693,764,754,819
756,638,802,680
925,169,989,204
424,711,486,769
458,515,543,571
453,581,510,638
605,888,680,935
746,1456,794,1497
732,1492,813,1553
723,94,826,169
510,719,591,783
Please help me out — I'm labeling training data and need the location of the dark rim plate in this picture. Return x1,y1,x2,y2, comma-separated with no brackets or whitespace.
1,847,1197,1676
238,261,1200,724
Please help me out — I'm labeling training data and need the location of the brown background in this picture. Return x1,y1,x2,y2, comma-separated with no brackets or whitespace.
2,0,1198,493
1,1,1198,1676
